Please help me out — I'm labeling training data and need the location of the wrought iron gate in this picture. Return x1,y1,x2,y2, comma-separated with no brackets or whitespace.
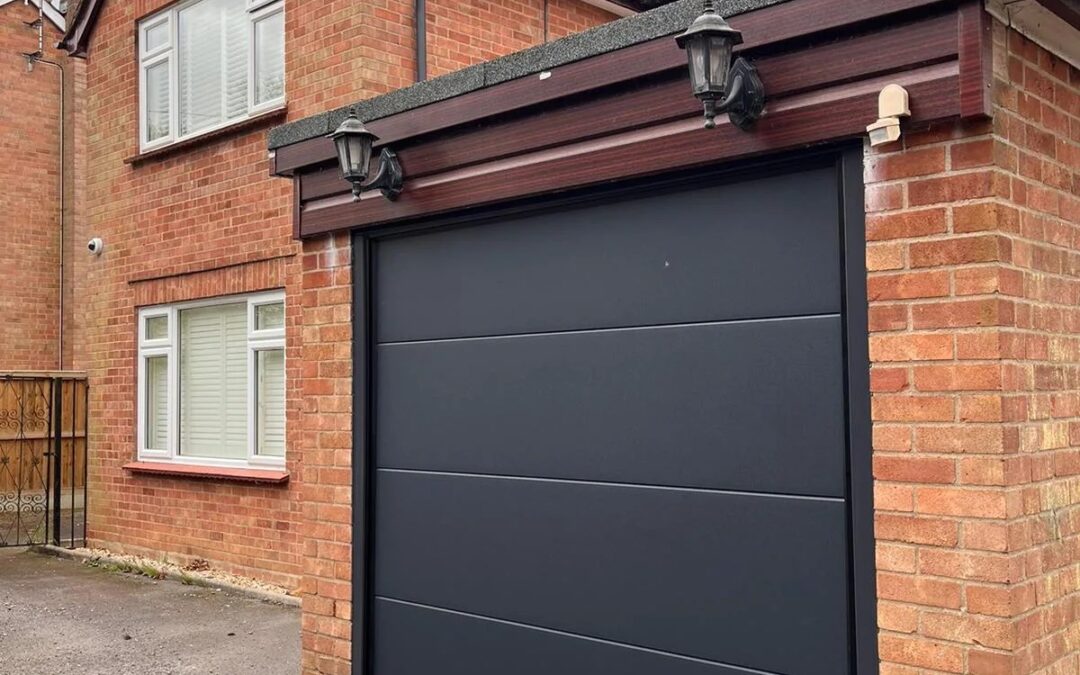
0,375,88,548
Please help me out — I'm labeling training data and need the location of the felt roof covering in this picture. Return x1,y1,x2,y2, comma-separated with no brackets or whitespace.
268,0,789,150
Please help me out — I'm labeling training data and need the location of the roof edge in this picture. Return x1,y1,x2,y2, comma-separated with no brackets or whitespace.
986,0,1080,68
57,0,100,57
268,0,787,151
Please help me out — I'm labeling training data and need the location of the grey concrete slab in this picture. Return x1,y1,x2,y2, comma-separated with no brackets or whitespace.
0,549,300,675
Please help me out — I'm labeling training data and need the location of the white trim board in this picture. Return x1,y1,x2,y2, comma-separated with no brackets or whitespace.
0,0,66,32
987,0,1080,69
579,0,638,17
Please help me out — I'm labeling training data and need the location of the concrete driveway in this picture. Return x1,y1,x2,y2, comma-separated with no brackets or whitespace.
0,549,300,675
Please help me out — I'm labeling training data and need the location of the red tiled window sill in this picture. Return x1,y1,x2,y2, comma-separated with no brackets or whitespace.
122,461,290,485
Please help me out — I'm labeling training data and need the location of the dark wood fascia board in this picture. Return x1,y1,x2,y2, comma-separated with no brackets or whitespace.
57,0,103,57
299,11,961,203
298,62,960,237
957,0,994,118
1039,0,1080,29
272,0,965,177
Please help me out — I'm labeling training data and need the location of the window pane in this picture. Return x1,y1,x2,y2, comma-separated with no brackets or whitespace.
178,0,249,136
144,21,170,53
179,303,248,459
145,60,171,142
145,355,169,451
253,10,284,105
256,349,285,458
145,315,169,341
255,302,284,331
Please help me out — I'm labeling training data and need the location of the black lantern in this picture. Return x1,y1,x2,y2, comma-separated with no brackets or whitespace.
676,0,765,130
328,109,404,201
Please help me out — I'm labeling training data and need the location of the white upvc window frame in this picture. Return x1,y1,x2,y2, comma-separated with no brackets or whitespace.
138,12,175,149
247,0,286,115
137,0,285,152
136,291,286,470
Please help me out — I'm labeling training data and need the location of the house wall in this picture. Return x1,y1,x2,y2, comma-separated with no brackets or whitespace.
78,0,615,599
0,3,83,372
866,20,1079,674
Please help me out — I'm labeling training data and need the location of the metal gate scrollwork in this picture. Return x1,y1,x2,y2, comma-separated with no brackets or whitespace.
0,375,88,548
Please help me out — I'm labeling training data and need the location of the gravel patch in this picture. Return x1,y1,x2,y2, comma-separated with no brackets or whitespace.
60,547,298,606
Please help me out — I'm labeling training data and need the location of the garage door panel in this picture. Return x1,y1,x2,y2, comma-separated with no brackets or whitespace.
374,471,850,675
374,599,770,675
377,315,846,497
375,166,841,344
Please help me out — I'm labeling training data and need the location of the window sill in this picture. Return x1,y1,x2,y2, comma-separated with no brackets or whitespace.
124,106,288,166
123,461,289,485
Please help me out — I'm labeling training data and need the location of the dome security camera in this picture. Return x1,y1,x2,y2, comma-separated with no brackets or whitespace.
87,237,104,256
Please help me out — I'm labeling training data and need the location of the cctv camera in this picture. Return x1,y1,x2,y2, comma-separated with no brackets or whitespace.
87,238,104,256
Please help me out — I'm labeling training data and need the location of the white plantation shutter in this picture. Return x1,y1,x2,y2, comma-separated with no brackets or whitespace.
178,0,250,137
179,303,248,459
256,349,285,457
145,355,169,451
224,2,250,119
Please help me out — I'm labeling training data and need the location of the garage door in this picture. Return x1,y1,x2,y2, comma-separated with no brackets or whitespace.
363,158,868,674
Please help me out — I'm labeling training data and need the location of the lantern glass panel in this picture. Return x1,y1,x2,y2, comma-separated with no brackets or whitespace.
687,40,709,95
335,137,353,179
349,134,372,178
707,35,735,92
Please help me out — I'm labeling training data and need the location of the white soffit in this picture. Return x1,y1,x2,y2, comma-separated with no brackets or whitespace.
580,0,639,18
987,0,1080,68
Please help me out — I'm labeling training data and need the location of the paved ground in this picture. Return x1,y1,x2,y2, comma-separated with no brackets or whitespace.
0,548,300,675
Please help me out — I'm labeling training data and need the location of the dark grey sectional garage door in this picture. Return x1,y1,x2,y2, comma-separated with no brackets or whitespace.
367,162,858,675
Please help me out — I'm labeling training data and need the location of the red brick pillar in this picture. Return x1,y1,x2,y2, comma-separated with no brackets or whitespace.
299,232,355,675
867,18,1079,675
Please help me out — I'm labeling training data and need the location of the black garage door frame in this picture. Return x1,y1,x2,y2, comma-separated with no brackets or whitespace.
350,146,877,674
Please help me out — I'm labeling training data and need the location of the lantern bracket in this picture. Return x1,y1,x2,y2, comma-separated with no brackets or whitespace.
706,57,765,130
352,148,403,201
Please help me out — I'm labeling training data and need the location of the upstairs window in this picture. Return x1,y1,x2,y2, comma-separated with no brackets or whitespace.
139,0,285,151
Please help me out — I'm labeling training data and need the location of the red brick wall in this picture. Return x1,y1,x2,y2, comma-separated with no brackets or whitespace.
78,0,615,607
286,1,614,120
866,19,1079,674
426,0,613,77
547,0,615,40
0,3,82,372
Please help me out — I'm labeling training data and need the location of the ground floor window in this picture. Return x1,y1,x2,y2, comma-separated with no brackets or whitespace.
137,291,285,468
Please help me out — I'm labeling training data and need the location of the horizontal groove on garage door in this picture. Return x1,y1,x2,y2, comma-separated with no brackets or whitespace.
377,314,847,497
376,312,840,346
374,165,841,344
374,471,850,675
373,598,784,675
378,468,846,502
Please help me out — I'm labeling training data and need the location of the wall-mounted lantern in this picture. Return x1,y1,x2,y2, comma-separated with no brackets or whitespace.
675,0,765,130
328,110,404,201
